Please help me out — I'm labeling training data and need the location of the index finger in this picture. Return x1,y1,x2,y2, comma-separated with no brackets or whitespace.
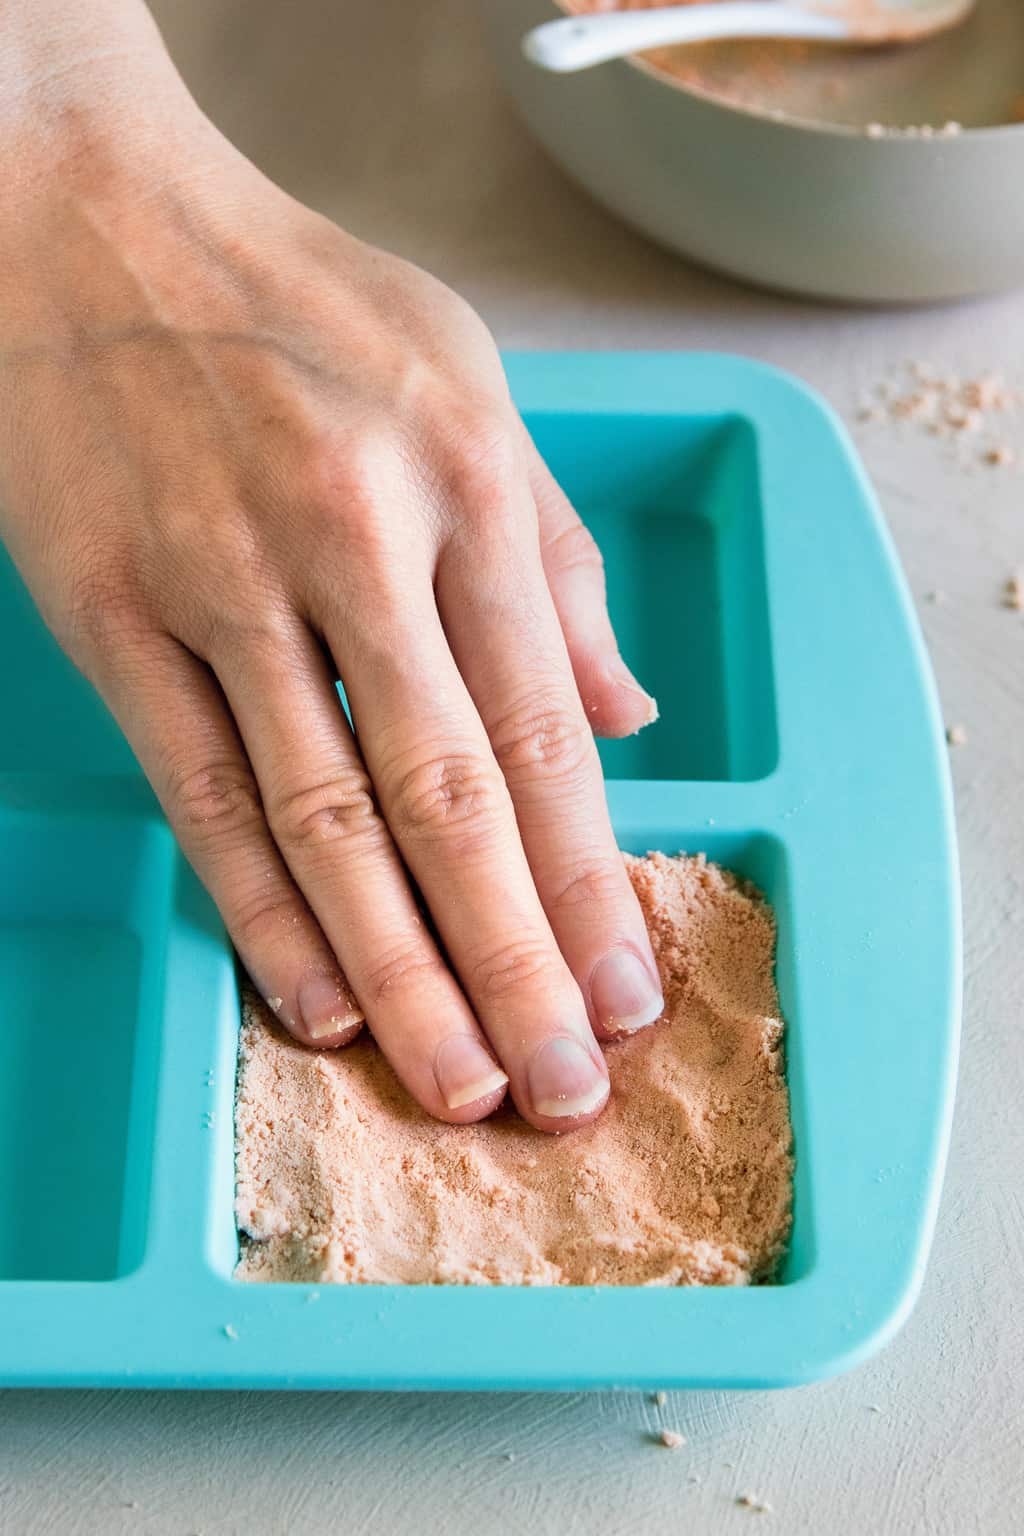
437,500,664,1042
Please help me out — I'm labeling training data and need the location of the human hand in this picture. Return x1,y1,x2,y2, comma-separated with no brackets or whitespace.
0,15,663,1131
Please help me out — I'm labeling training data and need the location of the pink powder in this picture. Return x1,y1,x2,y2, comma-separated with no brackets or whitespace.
235,853,793,1286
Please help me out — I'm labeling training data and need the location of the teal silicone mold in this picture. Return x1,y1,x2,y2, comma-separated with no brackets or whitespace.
0,354,961,1390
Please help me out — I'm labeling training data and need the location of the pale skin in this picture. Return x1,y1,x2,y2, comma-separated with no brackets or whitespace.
0,0,664,1132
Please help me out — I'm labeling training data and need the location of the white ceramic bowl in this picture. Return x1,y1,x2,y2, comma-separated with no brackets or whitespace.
479,0,1024,302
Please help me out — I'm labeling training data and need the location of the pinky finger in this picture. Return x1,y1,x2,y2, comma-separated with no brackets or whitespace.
101,633,363,1048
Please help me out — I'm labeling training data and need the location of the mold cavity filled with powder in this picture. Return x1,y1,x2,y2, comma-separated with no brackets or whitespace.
234,853,794,1287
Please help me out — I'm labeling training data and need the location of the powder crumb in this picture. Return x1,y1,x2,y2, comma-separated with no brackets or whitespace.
1003,576,1024,611
659,1429,686,1449
234,854,793,1289
652,1390,668,1407
859,364,1020,469
867,1404,884,1414
925,589,946,605
964,374,1012,412
737,1494,773,1513
504,1452,516,1463
865,122,885,139
944,406,981,434
306,1289,320,1303
222,1323,239,1341
267,997,283,1012
891,390,939,423
946,724,968,748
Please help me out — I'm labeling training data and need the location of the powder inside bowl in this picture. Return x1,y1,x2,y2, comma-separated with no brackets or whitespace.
234,852,793,1287
561,0,1024,132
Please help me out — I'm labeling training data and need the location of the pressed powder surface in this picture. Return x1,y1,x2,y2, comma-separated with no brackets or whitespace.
234,853,793,1287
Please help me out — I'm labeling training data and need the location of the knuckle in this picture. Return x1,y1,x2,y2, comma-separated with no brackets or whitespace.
490,703,594,786
203,601,297,666
231,891,304,951
170,501,261,583
304,426,399,520
390,752,507,849
438,286,498,348
443,411,522,526
360,942,450,1008
271,774,382,852
544,517,604,578
469,938,563,1000
62,558,147,663
549,859,628,915
169,760,264,834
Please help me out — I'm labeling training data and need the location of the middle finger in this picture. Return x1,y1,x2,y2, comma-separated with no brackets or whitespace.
329,583,612,1131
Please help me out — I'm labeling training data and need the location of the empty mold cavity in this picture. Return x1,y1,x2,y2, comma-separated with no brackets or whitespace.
0,784,172,1280
526,413,778,781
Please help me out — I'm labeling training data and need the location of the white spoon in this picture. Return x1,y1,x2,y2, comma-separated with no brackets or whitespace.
523,1,975,74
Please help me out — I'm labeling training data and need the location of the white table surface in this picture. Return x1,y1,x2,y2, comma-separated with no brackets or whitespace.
3,4,1021,1532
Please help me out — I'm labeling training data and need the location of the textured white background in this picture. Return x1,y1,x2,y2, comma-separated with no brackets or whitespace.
2,3,1022,1532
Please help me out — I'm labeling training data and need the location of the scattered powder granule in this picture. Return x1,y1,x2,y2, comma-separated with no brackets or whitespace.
946,724,968,748
659,1429,686,1449
1003,575,1024,611
652,1390,668,1407
963,374,1014,413
943,406,981,434
222,1324,239,1341
737,1494,773,1513
235,854,793,1288
859,365,1021,462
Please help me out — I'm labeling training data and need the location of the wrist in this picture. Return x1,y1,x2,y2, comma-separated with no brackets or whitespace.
0,1,235,269
1,1,188,163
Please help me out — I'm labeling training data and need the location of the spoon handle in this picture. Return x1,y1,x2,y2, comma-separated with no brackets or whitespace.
522,3,850,73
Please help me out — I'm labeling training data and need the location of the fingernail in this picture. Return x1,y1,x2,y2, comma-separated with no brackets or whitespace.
590,948,664,1034
434,1035,509,1109
528,1036,609,1120
297,975,362,1041
609,658,659,727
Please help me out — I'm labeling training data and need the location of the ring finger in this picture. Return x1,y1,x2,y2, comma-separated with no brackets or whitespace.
209,618,511,1123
